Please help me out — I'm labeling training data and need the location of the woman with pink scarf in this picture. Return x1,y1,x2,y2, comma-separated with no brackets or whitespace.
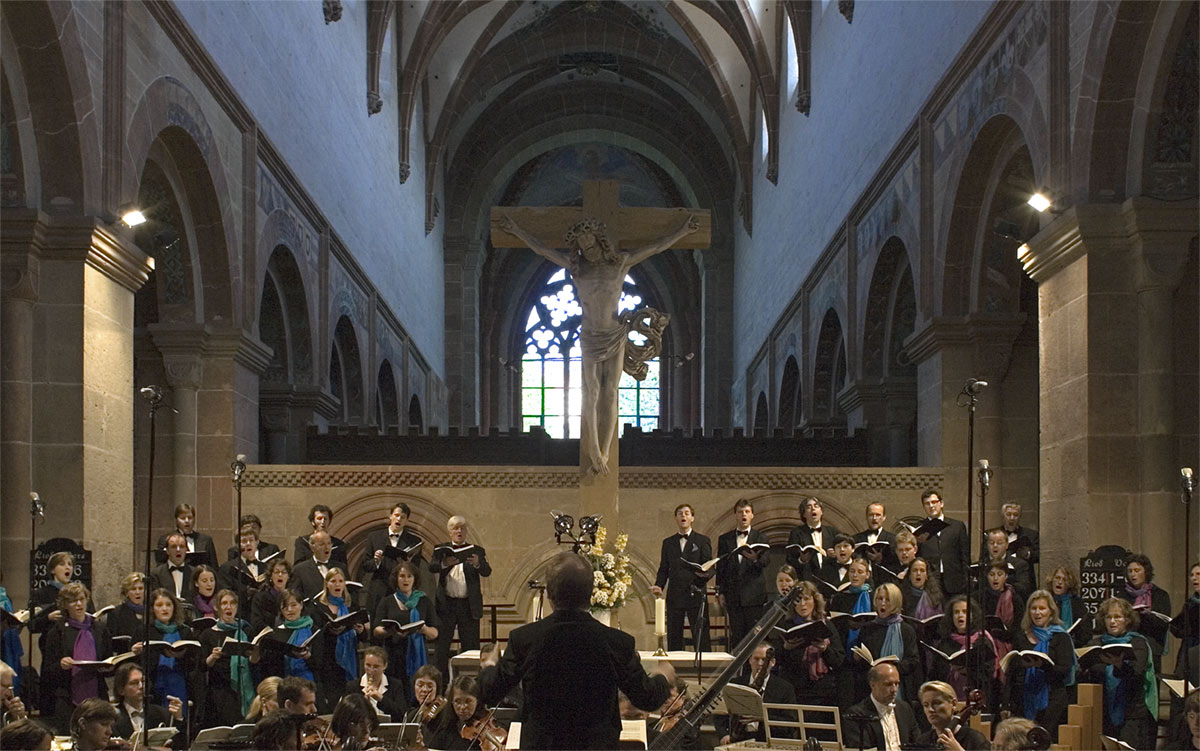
1116,553,1172,674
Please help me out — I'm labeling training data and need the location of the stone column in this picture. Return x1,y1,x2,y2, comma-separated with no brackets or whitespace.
5,214,152,606
1022,198,1197,593
149,325,206,512
259,384,339,463
699,245,733,430
0,211,41,607
444,236,482,430
841,380,918,466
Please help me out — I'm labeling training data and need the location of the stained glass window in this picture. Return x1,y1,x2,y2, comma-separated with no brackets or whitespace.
522,268,660,438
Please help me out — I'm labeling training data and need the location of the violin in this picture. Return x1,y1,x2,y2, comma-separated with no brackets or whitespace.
651,688,688,734
416,695,447,723
301,714,340,751
460,711,508,751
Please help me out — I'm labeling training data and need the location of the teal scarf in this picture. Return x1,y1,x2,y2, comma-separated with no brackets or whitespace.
282,616,315,680
327,596,357,683
216,619,255,715
396,590,428,676
845,583,872,651
1101,631,1158,726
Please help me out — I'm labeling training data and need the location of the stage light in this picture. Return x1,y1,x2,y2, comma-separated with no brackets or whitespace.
579,515,602,536
120,205,147,227
1027,191,1053,213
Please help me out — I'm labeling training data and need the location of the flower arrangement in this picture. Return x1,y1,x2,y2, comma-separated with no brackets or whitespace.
583,526,632,610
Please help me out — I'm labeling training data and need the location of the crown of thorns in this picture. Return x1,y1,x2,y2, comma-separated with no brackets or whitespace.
563,218,607,245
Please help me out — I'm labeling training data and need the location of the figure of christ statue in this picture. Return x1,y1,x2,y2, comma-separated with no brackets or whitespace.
496,213,700,476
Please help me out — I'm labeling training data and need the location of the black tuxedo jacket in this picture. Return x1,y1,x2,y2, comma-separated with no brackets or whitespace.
786,523,843,576
218,557,267,619
225,539,281,561
716,528,770,607
852,528,901,572
841,695,918,751
361,528,423,611
290,558,349,603
151,562,196,601
156,530,218,568
293,534,349,565
917,516,970,594
654,531,713,609
429,542,492,619
113,702,174,740
478,609,670,750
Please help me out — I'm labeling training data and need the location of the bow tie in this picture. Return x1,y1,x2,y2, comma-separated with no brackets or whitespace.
169,565,185,573
678,532,690,539
810,527,822,534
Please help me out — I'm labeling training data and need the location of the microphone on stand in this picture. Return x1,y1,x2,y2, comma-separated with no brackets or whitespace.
30,492,45,519
231,454,247,486
1182,467,1195,497
977,459,992,490
139,385,163,402
962,378,989,396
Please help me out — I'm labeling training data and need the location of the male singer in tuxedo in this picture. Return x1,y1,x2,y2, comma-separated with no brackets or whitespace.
361,503,423,615
652,504,713,651
915,489,970,596
716,499,769,649
151,533,196,601
290,531,348,602
429,515,491,678
224,514,281,562
293,504,349,566
853,502,901,574
786,496,841,579
155,503,218,568
842,663,917,751
1000,502,1039,575
478,552,673,750
219,526,268,620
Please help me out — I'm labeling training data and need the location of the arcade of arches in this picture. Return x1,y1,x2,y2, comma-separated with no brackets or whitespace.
0,0,1196,646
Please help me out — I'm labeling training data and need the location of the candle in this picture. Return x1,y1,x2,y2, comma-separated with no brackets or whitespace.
655,597,666,636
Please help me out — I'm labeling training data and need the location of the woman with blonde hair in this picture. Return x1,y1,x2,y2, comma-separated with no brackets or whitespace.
1003,590,1076,742
857,583,920,702
246,676,282,721
914,680,989,750
106,572,148,650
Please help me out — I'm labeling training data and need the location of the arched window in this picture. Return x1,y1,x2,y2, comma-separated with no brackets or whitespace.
521,268,660,438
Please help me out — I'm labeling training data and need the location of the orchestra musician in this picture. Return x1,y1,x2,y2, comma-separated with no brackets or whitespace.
307,568,366,712
251,709,305,751
410,665,447,744
361,503,422,616
652,503,713,651
293,504,349,566
329,692,382,750
246,676,282,721
842,662,918,751
371,560,438,697
110,663,180,740
200,589,259,726
290,531,348,603
156,503,219,569
68,697,120,751
1,660,27,726
915,490,970,597
853,503,902,574
1004,590,1077,742
478,552,674,750
41,582,111,733
787,496,842,579
429,515,491,679
225,514,281,563
715,643,796,744
427,675,491,751
716,499,769,648
151,534,196,602
251,558,292,636
912,680,990,750
357,646,407,722
0,718,53,751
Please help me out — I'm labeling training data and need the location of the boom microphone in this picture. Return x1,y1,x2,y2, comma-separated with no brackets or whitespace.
963,378,988,395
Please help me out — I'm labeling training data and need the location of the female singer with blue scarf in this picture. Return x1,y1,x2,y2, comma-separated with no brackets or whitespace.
830,558,875,706
1045,566,1092,647
1003,590,1077,743
200,589,259,727
260,590,322,688
372,560,439,703
137,588,195,718
308,569,366,712
1083,597,1158,750
857,583,920,704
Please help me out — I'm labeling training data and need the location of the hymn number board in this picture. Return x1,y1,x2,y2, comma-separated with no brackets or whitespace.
1079,545,1128,615
30,537,93,592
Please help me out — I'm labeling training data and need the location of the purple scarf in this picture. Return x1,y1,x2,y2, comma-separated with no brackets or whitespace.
913,589,943,621
1125,582,1153,609
193,593,216,617
67,616,98,706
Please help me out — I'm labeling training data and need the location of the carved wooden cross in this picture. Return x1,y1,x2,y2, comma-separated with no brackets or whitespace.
491,180,711,545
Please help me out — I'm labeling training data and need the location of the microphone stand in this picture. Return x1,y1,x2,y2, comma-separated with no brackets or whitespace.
26,494,44,700
229,455,246,724
140,386,166,716
691,582,708,690
956,379,984,696
1183,468,1195,655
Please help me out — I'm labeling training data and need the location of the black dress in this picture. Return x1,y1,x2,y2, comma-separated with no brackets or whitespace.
1081,633,1155,750
41,618,111,733
305,600,359,713
372,591,438,700
1004,629,1075,742
856,619,921,704
773,617,844,705
250,587,283,636
199,625,254,728
106,601,146,651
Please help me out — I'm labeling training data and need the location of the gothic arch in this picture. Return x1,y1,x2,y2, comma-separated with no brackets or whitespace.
811,309,846,425
862,238,917,381
126,77,238,323
330,315,365,423
1,22,38,209
777,355,801,431
258,245,314,386
376,360,400,432
753,391,769,435
408,394,424,432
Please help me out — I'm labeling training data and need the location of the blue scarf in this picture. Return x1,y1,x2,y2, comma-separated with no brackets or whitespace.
845,584,872,651
327,595,358,683
153,620,180,671
396,590,428,676
0,587,22,695
1023,625,1074,720
1101,631,1158,726
216,618,255,715
282,616,315,680
878,614,906,698
152,620,187,707
1054,594,1073,631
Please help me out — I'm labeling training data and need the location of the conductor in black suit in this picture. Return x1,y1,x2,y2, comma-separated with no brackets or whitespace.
915,489,970,596
852,502,901,574
151,533,196,602
361,503,422,615
478,552,673,750
156,503,219,568
429,515,491,679
786,496,842,579
717,499,770,649
290,531,348,602
293,504,349,566
842,663,918,751
652,503,713,651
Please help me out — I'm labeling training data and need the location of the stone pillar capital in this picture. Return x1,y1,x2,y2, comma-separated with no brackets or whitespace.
905,314,1025,379
149,323,275,377
1124,198,1198,292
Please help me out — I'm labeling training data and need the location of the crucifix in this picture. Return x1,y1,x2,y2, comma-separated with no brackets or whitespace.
491,180,711,527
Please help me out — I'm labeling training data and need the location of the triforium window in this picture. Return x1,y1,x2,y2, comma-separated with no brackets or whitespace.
522,268,660,438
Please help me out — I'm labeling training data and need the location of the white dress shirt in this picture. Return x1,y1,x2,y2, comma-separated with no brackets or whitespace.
870,695,902,751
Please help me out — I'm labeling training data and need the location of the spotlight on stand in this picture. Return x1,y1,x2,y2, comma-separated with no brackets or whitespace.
1027,190,1061,214
551,510,574,537
579,514,603,537
119,203,147,227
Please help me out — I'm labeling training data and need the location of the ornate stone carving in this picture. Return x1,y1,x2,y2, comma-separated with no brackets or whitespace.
367,93,383,115
323,0,342,24
795,91,811,116
398,161,411,184
838,0,854,23
162,356,204,390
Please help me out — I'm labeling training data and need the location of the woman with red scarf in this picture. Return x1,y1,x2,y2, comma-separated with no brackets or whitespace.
932,595,1001,710
40,582,111,733
1116,553,1172,674
773,580,844,705
981,561,1024,644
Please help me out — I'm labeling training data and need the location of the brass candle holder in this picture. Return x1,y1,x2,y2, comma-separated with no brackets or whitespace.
652,633,668,656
